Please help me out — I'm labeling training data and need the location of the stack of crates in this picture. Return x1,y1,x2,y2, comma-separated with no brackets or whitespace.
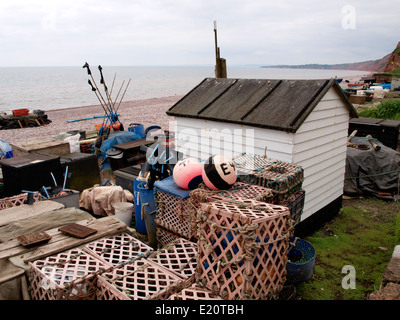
28,248,113,300
195,200,291,300
154,176,275,247
233,153,305,222
83,232,153,267
96,237,198,300
153,176,197,245
96,258,182,300
148,238,198,279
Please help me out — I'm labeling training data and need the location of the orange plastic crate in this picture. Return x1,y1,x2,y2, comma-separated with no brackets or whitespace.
12,108,29,116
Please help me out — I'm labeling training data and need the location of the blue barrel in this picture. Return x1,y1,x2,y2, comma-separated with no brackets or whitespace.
128,123,145,138
138,182,157,248
133,179,147,234
286,237,316,283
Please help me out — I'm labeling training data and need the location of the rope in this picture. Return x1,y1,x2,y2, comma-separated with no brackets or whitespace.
195,203,293,277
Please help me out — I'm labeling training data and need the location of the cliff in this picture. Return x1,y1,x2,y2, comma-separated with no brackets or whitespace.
384,42,400,74
263,42,400,73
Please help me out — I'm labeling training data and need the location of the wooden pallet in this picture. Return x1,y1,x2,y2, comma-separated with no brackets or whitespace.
0,216,128,262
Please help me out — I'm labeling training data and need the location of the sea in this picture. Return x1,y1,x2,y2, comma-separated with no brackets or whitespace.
0,66,369,113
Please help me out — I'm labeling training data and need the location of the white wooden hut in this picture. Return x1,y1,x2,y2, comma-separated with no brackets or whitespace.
166,78,358,233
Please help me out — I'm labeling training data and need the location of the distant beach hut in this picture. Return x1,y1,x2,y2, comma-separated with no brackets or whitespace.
166,78,358,234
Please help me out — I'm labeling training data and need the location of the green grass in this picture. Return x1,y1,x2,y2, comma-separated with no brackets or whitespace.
294,198,400,300
358,98,400,120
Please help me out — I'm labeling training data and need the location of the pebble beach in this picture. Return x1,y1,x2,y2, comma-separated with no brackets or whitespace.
0,95,183,144
0,74,367,145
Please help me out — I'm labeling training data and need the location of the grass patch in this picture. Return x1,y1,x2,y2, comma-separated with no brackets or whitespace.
358,98,400,120
294,198,400,300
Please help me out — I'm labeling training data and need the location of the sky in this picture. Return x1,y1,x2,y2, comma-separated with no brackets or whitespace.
0,0,399,67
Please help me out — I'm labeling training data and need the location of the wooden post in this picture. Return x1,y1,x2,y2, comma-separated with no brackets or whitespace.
214,21,227,78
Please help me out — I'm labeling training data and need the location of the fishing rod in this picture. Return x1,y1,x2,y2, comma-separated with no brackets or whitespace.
83,62,108,107
115,78,131,113
109,73,116,97
84,63,113,153
87,79,115,131
98,65,116,114
112,79,125,107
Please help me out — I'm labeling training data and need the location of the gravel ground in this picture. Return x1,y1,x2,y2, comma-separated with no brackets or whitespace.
0,95,183,144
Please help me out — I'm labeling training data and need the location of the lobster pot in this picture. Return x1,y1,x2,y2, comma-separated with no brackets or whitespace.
0,192,41,210
28,248,112,300
281,190,306,224
96,259,182,300
190,181,274,204
148,238,198,279
169,283,223,300
196,201,291,300
84,233,153,267
233,153,304,204
157,226,183,247
154,176,199,241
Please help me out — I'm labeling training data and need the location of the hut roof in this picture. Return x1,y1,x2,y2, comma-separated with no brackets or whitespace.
166,78,358,133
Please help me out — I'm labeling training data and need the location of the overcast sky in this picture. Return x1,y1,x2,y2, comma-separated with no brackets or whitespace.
0,0,399,67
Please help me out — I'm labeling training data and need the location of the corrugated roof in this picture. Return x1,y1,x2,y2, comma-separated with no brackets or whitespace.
166,78,358,133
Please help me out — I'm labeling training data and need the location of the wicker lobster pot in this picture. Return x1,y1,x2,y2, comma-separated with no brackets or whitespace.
0,192,41,210
154,176,198,241
233,153,304,204
190,181,274,204
154,176,275,245
28,248,112,300
83,232,153,267
195,201,291,300
96,258,183,300
148,238,198,279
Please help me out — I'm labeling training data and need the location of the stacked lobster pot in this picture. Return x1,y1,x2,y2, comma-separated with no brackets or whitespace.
95,236,213,300
28,231,215,300
153,176,275,247
29,247,113,300
153,176,198,246
195,200,292,300
233,153,305,224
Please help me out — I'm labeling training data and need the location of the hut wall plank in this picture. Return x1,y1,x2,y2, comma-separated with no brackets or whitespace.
174,119,295,162
292,87,350,221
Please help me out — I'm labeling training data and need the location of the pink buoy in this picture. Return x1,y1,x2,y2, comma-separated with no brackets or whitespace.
173,158,203,190
202,155,237,190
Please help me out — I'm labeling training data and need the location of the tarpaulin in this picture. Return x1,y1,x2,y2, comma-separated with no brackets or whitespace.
79,185,133,216
344,137,400,200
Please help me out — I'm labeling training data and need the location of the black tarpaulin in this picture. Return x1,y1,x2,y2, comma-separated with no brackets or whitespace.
344,137,400,200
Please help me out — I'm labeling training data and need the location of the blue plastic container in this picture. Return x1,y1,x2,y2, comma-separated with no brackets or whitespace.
286,237,316,283
138,182,157,248
128,123,145,138
0,139,13,158
133,178,147,234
